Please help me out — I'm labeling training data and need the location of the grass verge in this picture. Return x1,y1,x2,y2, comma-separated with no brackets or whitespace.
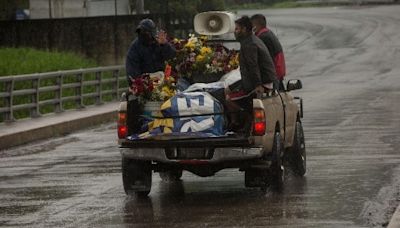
0,48,127,122
0,48,97,76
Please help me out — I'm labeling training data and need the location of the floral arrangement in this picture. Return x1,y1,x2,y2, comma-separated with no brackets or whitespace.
130,35,239,103
169,34,239,81
130,71,176,104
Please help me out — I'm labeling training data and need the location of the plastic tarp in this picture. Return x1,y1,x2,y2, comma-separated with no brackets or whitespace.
127,69,242,140
127,91,225,140
184,68,241,93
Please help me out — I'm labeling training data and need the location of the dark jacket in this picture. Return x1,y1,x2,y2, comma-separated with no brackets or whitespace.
125,37,176,85
256,28,286,80
236,34,277,93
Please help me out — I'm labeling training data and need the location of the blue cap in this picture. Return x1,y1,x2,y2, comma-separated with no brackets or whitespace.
136,19,157,37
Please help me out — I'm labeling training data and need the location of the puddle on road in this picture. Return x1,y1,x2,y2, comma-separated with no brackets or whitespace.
0,185,78,226
0,137,80,158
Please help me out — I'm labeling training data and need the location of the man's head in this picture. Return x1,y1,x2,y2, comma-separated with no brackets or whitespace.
234,16,253,41
136,19,157,42
250,14,267,34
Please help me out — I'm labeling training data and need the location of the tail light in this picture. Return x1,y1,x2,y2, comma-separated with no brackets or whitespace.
253,108,266,136
118,112,127,139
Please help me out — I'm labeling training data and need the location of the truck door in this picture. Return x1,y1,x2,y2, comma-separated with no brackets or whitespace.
279,92,298,148
261,93,285,138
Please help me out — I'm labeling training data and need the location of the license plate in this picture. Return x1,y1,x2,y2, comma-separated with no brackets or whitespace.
177,148,212,159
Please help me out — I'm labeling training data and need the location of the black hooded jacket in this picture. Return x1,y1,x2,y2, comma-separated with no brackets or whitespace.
125,36,176,85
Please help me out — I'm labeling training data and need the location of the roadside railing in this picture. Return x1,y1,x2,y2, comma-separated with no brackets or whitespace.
0,65,128,122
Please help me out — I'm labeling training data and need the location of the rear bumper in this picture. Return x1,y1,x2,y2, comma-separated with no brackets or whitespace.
120,147,264,163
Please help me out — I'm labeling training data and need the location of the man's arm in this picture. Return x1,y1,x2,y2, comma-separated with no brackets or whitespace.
242,43,262,88
159,43,176,61
125,45,141,86
156,30,176,61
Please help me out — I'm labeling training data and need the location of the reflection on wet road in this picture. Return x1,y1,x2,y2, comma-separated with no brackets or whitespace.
1,5,400,227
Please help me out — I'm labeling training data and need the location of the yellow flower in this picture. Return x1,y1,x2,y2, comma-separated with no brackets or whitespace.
229,53,239,67
199,35,208,42
196,55,205,62
200,47,212,55
161,86,175,98
184,41,195,51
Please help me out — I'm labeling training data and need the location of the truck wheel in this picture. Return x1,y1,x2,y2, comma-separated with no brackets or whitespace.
289,122,306,176
270,132,284,191
159,170,183,182
122,157,152,197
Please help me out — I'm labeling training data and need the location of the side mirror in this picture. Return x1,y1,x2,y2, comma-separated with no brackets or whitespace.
287,79,302,91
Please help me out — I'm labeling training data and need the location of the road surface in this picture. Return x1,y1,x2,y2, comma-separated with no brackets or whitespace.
1,5,400,227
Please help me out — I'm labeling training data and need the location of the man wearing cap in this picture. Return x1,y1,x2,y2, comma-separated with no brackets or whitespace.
125,19,176,85
125,19,176,134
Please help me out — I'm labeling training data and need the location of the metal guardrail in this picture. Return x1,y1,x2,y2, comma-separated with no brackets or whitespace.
0,65,128,122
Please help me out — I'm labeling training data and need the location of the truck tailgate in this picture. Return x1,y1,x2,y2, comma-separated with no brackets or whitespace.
120,134,252,148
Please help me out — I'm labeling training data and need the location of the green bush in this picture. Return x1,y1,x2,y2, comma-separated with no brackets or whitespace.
0,48,96,76
131,0,225,15
0,48,128,122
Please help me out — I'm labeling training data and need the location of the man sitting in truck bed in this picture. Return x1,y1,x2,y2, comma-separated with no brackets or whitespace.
225,16,277,132
125,19,176,133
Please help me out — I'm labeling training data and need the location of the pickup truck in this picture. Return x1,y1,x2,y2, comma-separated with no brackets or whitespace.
117,78,305,197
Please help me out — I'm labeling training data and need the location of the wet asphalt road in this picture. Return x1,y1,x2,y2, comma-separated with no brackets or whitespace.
1,6,400,228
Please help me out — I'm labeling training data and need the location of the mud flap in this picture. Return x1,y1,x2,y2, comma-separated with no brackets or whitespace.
245,168,267,187
245,161,272,188
126,94,144,135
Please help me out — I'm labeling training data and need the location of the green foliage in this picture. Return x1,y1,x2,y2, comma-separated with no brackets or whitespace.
132,0,225,15
131,0,225,37
0,48,118,122
225,0,344,9
269,1,314,8
198,0,225,12
0,48,96,76
226,2,270,10
140,0,197,15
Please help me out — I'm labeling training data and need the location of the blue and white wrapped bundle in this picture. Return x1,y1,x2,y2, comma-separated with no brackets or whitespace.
127,91,225,140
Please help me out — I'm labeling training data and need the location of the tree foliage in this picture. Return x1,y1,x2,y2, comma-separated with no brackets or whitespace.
225,0,282,5
131,0,225,15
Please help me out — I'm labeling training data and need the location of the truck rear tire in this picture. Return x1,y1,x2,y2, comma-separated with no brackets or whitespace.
159,170,183,181
122,157,152,197
270,132,284,191
289,122,306,176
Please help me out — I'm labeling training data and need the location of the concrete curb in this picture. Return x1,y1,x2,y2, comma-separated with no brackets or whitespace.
388,204,400,228
0,102,118,151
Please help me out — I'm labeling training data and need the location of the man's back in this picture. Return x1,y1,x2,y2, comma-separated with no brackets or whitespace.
258,30,282,57
257,29,286,80
239,34,277,92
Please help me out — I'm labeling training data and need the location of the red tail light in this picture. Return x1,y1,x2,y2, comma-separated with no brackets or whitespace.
118,112,127,139
118,125,127,138
253,109,266,136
